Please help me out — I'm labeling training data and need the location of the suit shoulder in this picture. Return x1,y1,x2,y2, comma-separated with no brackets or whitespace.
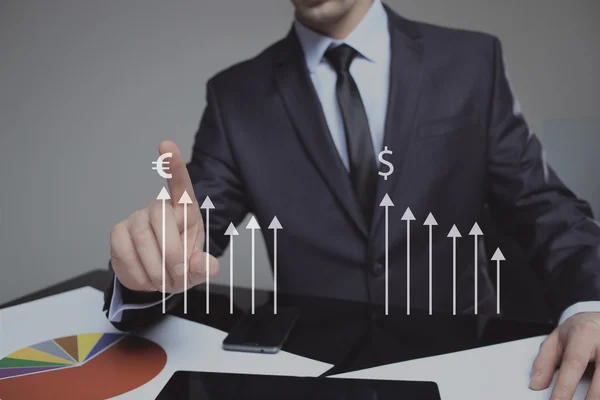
416,19,498,49
206,37,284,92
407,19,500,73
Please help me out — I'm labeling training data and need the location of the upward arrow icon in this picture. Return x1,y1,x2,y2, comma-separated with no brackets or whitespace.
224,223,239,314
401,207,415,315
156,187,170,314
179,191,193,314
246,216,261,314
469,222,484,315
268,216,282,314
423,213,438,315
201,196,215,314
491,248,505,315
447,225,462,315
379,194,394,315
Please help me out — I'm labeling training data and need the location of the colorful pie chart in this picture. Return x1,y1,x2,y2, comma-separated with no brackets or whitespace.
0,333,167,399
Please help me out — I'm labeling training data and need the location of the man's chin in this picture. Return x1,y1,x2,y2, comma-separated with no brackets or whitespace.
297,0,330,8
296,1,348,25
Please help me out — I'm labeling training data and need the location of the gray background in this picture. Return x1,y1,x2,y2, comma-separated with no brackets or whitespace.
0,0,598,304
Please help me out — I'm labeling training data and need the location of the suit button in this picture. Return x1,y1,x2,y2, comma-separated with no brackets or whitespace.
372,262,384,276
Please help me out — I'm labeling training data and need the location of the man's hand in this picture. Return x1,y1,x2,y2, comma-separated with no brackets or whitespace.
109,140,219,293
531,312,600,399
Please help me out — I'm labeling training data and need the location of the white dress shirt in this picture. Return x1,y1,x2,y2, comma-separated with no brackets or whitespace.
109,0,596,324
293,0,390,170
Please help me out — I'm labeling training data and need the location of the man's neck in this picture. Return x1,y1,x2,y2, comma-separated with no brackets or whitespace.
297,0,374,40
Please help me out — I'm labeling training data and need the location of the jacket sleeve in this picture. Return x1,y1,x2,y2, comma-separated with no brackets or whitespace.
486,37,600,322
103,79,250,330
188,79,250,257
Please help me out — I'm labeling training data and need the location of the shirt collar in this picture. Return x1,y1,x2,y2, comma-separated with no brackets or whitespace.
294,0,389,73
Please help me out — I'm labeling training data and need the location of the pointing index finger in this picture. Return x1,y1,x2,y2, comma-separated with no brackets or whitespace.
158,140,195,209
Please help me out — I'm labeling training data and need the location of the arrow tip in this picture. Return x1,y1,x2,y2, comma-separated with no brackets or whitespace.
469,222,483,235
178,191,193,204
200,196,215,209
268,216,282,230
379,193,394,207
246,215,261,230
423,212,438,226
224,222,239,236
401,207,415,221
491,247,506,261
447,224,462,238
156,187,171,200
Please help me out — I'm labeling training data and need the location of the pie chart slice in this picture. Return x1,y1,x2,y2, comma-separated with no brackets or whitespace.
53,336,79,362
4,347,74,366
31,340,76,363
83,332,123,361
0,366,68,380
0,354,73,368
0,333,167,400
77,333,103,361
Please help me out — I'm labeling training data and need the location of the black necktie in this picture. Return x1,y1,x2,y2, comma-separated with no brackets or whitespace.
325,44,378,227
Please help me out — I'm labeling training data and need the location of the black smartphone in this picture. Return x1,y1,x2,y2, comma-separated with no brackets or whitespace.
222,307,299,354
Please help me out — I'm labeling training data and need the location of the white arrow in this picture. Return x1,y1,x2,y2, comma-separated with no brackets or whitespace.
157,187,171,314
469,222,483,315
491,248,505,315
224,223,239,314
246,216,261,314
380,194,394,315
447,225,462,315
179,191,193,314
200,196,215,314
268,216,283,315
424,213,438,315
401,207,416,315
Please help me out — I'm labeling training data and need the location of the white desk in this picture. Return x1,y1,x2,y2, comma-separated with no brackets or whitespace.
334,334,591,399
0,287,591,399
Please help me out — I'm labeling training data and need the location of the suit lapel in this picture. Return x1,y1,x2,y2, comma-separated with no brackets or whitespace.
371,9,425,242
274,29,369,237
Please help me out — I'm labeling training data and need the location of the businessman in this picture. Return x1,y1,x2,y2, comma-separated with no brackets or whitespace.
105,0,600,398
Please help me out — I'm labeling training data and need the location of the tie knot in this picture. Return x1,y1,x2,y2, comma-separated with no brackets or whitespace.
324,44,357,73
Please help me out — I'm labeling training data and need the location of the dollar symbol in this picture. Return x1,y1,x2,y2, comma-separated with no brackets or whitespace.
378,146,394,180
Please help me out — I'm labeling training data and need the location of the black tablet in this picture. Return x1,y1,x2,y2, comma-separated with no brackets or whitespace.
156,370,441,400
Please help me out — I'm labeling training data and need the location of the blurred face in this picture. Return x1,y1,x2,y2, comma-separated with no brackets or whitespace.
292,0,359,27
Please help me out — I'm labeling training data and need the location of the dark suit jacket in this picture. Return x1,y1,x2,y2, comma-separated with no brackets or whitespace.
104,6,600,328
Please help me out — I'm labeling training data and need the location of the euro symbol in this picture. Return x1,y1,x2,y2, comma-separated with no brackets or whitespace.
152,152,173,179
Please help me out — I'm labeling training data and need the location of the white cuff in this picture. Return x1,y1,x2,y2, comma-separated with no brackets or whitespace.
558,301,600,325
108,276,174,323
